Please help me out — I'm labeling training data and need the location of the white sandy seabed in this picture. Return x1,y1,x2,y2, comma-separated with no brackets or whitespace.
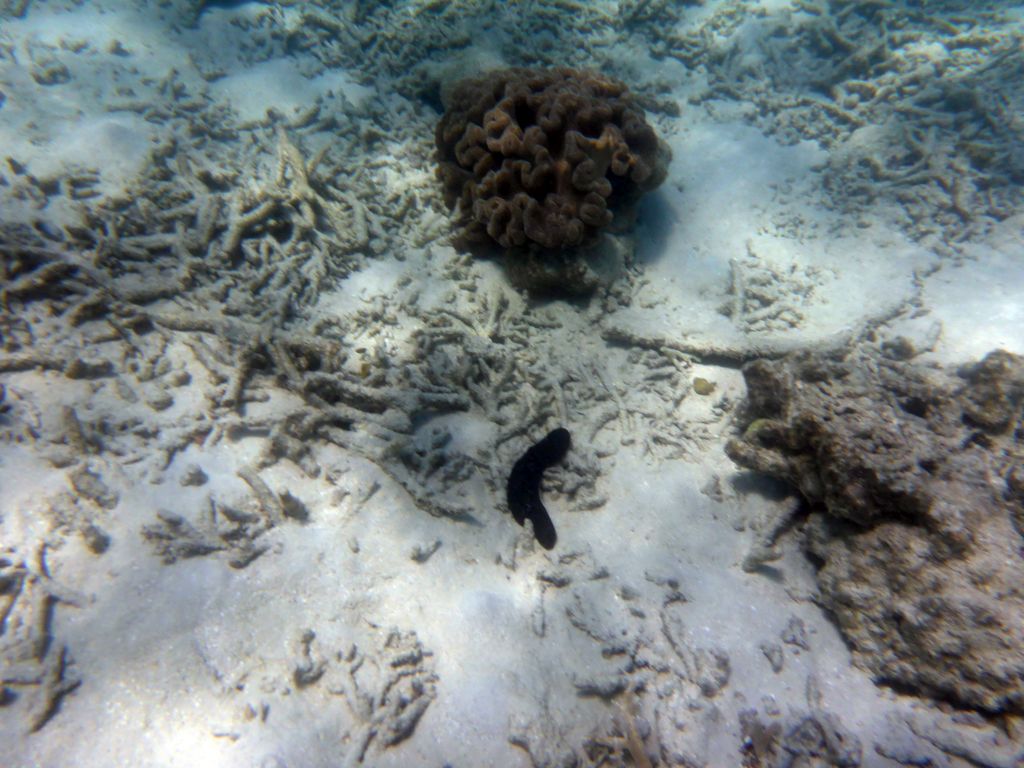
1,1,1023,767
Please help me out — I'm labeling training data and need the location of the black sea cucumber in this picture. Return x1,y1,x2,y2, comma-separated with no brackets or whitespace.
507,427,571,549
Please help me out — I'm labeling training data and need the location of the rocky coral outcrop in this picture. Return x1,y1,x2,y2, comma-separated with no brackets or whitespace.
726,345,1024,714
436,67,670,292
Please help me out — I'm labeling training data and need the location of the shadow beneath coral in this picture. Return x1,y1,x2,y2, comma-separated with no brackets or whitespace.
631,189,677,268
729,471,796,503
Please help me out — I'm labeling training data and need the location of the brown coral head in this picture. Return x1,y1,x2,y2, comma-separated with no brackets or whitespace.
435,67,670,256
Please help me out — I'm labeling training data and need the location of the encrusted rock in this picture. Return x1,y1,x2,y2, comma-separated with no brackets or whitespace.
727,346,1024,714
179,463,209,487
68,466,119,510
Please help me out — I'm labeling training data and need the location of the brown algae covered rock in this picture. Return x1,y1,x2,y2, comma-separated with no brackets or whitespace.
726,345,1024,714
